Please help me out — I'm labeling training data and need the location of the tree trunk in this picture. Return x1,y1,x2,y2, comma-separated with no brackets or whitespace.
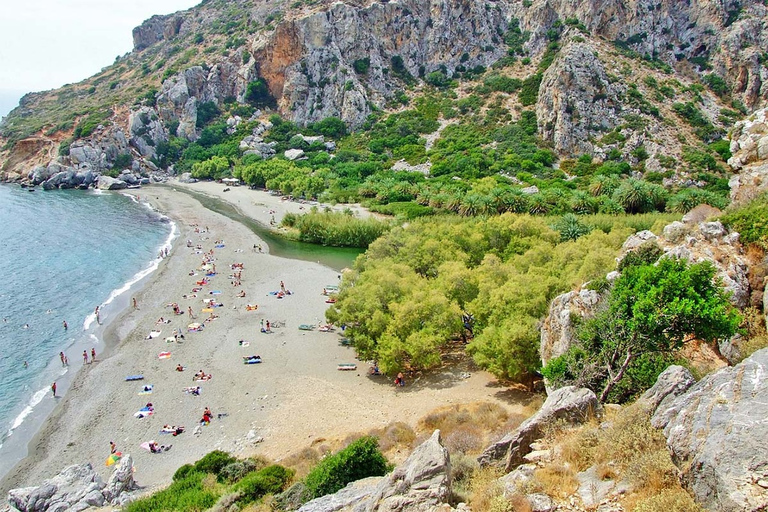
599,350,635,402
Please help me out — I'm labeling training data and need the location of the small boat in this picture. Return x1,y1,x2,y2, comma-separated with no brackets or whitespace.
243,356,262,364
337,363,357,371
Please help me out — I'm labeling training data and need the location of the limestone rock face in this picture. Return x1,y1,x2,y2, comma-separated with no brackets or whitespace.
129,107,167,159
132,14,184,51
536,40,624,155
653,348,768,511
539,288,602,370
96,176,127,190
637,365,696,415
478,386,598,471
7,463,106,512
728,107,768,204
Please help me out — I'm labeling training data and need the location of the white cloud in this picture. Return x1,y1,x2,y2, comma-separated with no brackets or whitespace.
0,0,199,117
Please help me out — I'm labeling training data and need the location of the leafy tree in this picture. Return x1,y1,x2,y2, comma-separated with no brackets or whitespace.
196,101,220,128
191,155,230,179
245,79,275,108
544,258,741,402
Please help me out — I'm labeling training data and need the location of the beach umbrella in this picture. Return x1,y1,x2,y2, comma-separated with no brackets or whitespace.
158,352,171,359
106,452,122,466
140,442,152,452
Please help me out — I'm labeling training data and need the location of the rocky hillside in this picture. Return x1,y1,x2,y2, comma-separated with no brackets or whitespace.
1,0,767,194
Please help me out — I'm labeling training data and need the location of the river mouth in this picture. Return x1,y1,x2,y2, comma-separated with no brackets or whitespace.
172,186,363,272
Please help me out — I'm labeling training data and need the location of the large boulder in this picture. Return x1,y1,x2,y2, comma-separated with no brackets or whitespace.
539,288,602,371
96,176,127,190
728,107,768,205
7,463,106,512
637,365,696,416
296,477,381,512
652,348,768,511
102,455,139,503
478,386,598,471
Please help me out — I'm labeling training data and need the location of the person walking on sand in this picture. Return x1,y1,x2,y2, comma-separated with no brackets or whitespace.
133,297,138,309
110,441,117,454
51,382,56,397
280,281,285,292
62,320,68,330
91,348,96,362
60,352,66,366
83,350,88,364
188,306,195,319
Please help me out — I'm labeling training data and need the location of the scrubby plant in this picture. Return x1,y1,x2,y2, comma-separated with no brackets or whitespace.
194,450,238,478
303,436,389,500
233,464,294,504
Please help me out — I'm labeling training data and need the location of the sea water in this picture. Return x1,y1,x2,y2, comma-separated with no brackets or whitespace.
0,185,173,477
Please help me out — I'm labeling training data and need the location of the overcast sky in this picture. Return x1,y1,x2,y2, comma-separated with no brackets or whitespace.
0,0,200,119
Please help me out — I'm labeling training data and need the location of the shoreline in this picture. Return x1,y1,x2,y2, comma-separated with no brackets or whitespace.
0,188,175,483
0,184,530,500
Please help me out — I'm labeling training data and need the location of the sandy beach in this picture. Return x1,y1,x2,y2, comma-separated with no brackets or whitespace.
0,182,530,498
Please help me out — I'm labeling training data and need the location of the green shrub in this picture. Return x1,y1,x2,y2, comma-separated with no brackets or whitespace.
234,465,294,503
112,153,133,170
519,73,542,106
720,194,768,250
702,74,729,97
617,241,662,270
173,463,195,482
303,436,389,500
552,213,592,241
353,58,370,74
220,457,268,483
194,450,238,477
123,471,218,512
666,189,729,214
196,101,220,128
245,79,275,108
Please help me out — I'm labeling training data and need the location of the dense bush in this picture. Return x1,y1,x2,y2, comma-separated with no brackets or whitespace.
617,241,662,270
303,437,389,500
194,450,238,477
234,464,294,503
124,471,218,512
282,209,392,247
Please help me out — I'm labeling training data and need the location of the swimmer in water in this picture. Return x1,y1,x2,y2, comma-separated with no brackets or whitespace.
22,324,29,329
23,361,28,368
46,309,52,314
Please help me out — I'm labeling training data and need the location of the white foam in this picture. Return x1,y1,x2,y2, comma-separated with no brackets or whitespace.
7,386,50,435
84,215,178,330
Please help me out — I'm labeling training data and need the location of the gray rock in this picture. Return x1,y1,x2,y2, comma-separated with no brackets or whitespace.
540,289,602,374
621,230,657,252
576,465,631,508
653,348,768,511
526,493,557,512
284,148,305,161
500,464,537,495
103,455,138,503
178,172,197,184
96,176,128,190
638,365,696,416
478,386,598,471
521,185,539,195
359,430,451,511
662,221,688,243
297,477,382,512
7,464,106,512
325,141,337,152
699,221,727,241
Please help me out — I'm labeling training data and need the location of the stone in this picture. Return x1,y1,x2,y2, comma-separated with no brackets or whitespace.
576,466,631,508
478,386,598,471
521,185,539,195
359,429,451,511
178,172,197,184
103,455,138,502
621,230,657,252
682,204,722,224
297,477,382,512
638,365,696,416
284,148,305,161
540,288,602,371
500,464,537,495
7,463,106,512
699,221,727,241
729,108,768,204
662,221,688,243
96,176,128,190
653,348,768,511
526,493,557,512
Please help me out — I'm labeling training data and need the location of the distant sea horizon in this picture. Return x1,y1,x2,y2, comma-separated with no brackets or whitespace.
0,184,174,480
0,89,25,120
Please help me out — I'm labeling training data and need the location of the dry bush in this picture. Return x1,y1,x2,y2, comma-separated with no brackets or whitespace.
468,466,506,512
281,447,321,478
445,424,485,455
530,465,578,499
494,412,528,438
489,493,532,512
628,488,704,512
201,472,219,491
209,491,242,512
593,406,665,469
737,307,768,362
554,423,599,472
451,453,479,485
370,422,416,453
419,402,509,440
241,494,277,512
626,450,679,492
595,462,619,481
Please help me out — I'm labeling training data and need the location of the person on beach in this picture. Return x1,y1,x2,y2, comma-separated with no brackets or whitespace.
176,364,185,372
395,373,405,387
94,306,101,325
91,348,96,362
59,352,66,366
133,298,138,309
110,441,117,454
83,350,88,364
51,382,56,397
62,320,68,330
280,281,286,292
188,306,195,318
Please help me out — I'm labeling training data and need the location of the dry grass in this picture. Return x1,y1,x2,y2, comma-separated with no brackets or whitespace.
627,488,704,512
737,306,768,362
593,406,666,469
529,465,579,499
419,401,509,456
280,446,322,479
368,421,416,454
468,466,506,512
489,493,532,512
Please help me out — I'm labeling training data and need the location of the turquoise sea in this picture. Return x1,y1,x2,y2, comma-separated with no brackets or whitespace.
0,185,174,477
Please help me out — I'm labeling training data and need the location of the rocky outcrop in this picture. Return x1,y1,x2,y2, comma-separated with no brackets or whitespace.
132,14,184,50
537,40,624,155
478,386,598,471
652,348,768,511
539,288,602,369
728,107,768,204
128,107,167,159
297,430,451,512
637,365,696,415
7,455,138,512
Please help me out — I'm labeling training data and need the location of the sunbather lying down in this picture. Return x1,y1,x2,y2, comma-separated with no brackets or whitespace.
161,425,185,436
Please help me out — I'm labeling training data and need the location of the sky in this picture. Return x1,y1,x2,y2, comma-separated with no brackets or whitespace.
0,0,201,119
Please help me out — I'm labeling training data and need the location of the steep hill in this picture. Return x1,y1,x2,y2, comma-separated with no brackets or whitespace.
0,0,766,205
